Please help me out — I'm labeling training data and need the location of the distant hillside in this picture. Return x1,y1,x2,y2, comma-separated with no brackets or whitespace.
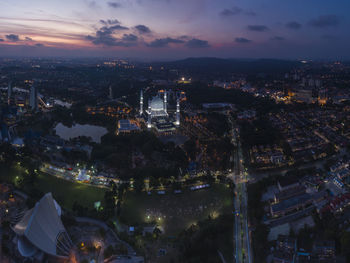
157,57,301,74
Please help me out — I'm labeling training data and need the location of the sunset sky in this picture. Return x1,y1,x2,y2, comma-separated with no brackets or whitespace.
0,0,349,60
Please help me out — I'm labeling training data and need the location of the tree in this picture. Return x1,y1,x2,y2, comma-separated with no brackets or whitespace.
297,225,313,251
184,139,197,160
103,190,116,219
171,181,182,191
110,181,117,195
153,227,162,239
177,214,233,263
115,244,128,255
103,245,115,259
133,177,144,193
252,223,270,262
117,183,128,200
99,228,106,238
0,143,17,165
149,176,158,189
340,231,350,257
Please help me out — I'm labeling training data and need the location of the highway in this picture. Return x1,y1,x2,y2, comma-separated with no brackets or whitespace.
228,114,253,263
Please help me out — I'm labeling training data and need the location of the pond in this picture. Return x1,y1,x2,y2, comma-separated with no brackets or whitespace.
55,123,108,143
54,99,72,108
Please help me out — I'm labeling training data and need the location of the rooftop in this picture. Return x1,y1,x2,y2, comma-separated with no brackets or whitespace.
13,193,73,258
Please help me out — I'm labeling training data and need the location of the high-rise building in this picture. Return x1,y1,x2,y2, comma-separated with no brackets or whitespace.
147,100,152,129
7,82,12,102
315,79,322,88
108,85,113,100
176,98,180,126
139,89,143,115
318,88,327,105
30,85,38,111
308,79,315,87
164,90,167,113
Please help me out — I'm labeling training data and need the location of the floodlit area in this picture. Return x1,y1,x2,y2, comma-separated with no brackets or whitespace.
120,184,233,235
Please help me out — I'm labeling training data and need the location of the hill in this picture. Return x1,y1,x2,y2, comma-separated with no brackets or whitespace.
156,57,301,74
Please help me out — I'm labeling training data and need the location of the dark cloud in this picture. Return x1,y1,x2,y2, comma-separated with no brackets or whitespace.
147,37,184,48
25,37,33,41
100,19,120,25
247,25,269,32
270,36,285,41
35,43,44,47
86,1,98,8
286,21,302,30
245,10,256,16
86,23,132,46
220,7,242,16
135,25,151,34
179,35,190,40
235,37,252,43
309,15,340,28
122,34,138,41
185,38,210,48
87,36,137,47
105,24,128,31
6,34,20,42
321,35,337,40
220,6,256,17
108,2,121,8
0,38,4,42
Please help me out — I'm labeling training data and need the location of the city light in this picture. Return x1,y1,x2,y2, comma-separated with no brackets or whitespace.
1,5,348,261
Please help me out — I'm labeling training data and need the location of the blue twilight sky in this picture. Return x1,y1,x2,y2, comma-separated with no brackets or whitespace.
0,0,349,60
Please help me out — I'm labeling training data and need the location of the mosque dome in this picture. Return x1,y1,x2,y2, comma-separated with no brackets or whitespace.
150,96,164,111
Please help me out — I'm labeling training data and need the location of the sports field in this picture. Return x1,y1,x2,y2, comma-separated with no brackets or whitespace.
119,184,233,235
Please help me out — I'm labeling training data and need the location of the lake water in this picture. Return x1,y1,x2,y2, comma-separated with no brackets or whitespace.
54,99,72,108
55,123,108,143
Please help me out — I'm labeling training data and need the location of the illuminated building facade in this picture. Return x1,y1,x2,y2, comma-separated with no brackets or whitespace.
139,89,181,133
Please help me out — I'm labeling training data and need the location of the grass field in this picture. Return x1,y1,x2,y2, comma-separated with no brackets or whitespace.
34,172,106,209
119,184,233,235
1,164,233,236
0,164,106,210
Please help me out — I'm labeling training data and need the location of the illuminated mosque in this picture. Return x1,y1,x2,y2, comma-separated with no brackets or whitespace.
139,89,180,133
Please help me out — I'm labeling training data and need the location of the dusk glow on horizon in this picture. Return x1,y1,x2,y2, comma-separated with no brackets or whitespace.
0,0,349,59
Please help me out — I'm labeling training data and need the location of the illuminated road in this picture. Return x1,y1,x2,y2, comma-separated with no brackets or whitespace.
228,114,252,263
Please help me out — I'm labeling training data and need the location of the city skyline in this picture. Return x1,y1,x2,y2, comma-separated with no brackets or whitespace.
0,0,349,60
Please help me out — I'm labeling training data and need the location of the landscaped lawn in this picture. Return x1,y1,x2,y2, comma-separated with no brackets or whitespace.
119,184,233,235
34,172,106,210
0,164,106,210
1,164,233,236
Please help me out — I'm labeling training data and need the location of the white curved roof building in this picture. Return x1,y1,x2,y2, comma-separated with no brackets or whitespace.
13,193,73,259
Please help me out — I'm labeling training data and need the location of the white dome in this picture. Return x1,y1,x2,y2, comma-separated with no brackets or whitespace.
150,97,164,111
